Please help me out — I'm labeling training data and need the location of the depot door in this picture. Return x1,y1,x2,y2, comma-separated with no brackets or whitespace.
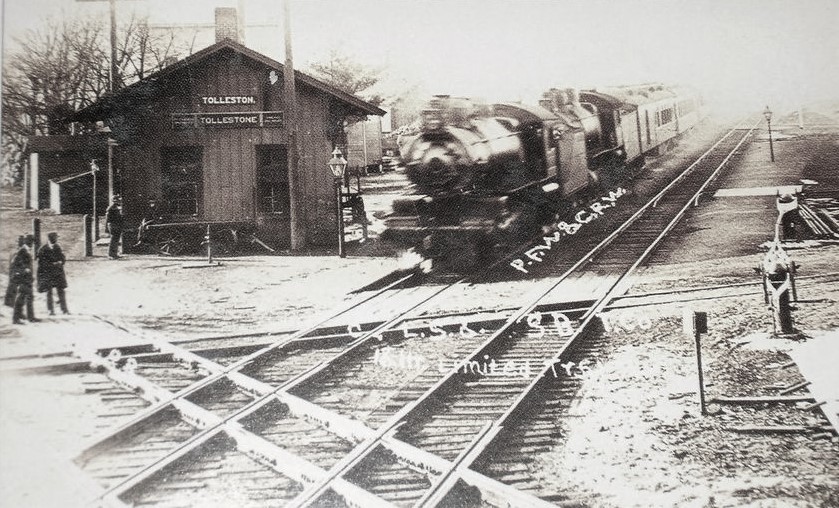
255,145,290,248
256,145,289,216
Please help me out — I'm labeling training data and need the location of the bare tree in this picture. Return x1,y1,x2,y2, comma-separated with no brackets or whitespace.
1,14,186,186
307,49,385,107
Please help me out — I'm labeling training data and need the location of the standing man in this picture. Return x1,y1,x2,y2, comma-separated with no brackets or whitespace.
4,236,24,308
37,232,69,315
105,194,124,259
11,235,39,324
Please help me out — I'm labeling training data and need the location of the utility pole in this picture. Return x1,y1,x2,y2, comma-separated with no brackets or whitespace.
75,0,134,92
109,0,118,92
283,0,304,250
77,0,138,212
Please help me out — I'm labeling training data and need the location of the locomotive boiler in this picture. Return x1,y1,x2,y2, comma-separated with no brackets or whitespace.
384,85,704,270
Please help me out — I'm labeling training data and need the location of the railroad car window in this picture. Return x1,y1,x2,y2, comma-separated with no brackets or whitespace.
660,107,674,125
161,147,202,217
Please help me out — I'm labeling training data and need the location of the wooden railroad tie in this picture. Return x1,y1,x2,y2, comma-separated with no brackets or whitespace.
727,424,837,435
710,395,816,404
778,380,812,395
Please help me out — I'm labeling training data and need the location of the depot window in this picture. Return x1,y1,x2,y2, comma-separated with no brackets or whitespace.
161,147,202,217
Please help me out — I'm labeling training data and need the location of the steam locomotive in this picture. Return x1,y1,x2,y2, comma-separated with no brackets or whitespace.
383,84,704,269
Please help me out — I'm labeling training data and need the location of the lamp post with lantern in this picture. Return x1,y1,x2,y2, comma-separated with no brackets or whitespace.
90,159,100,240
328,147,348,257
763,106,775,162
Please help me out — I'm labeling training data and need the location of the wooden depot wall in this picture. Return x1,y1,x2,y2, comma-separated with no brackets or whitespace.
115,47,343,249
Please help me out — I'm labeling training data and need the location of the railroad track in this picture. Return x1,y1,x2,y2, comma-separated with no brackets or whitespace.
28,121,758,507
60,208,571,506
281,120,760,507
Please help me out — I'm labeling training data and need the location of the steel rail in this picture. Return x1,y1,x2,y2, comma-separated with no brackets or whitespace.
79,176,661,507
79,221,543,505
289,122,759,507
81,282,456,504
420,121,760,504
72,272,415,464
78,349,397,507
75,121,756,507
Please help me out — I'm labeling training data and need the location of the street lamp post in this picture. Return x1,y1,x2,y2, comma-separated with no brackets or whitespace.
328,147,348,258
90,160,100,240
763,106,775,162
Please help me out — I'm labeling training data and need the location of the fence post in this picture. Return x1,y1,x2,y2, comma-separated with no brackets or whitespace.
203,225,213,264
32,218,41,253
83,215,93,257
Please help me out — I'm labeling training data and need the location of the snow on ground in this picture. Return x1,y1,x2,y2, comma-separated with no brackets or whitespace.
2,115,839,506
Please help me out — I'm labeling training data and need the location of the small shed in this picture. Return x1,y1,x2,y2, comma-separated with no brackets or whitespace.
24,134,109,212
49,169,100,214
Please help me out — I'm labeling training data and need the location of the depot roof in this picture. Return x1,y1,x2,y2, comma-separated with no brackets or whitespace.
68,38,385,122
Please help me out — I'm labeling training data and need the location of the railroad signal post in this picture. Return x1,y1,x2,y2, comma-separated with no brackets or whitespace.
776,192,802,243
757,241,799,336
684,309,709,416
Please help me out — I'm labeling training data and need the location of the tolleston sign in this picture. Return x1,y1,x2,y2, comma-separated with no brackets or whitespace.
200,96,257,105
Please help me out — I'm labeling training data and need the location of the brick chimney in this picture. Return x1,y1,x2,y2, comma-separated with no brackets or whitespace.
215,7,240,44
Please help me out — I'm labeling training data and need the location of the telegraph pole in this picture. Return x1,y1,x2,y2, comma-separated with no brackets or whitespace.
75,0,128,92
283,0,304,250
77,0,134,210
109,0,118,92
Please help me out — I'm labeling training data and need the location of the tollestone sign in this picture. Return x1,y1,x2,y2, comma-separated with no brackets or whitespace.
172,112,283,129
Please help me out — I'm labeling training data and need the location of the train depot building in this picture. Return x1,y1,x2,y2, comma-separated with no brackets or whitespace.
25,24,384,251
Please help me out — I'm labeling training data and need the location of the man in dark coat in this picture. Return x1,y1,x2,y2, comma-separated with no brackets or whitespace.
10,235,39,324
105,195,124,259
4,236,24,308
37,232,69,315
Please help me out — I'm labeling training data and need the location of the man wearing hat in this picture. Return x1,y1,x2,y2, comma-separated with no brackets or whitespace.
4,235,24,308
37,232,69,315
105,194,124,259
10,234,39,324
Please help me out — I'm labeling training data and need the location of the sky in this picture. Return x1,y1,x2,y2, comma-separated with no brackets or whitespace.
2,0,839,120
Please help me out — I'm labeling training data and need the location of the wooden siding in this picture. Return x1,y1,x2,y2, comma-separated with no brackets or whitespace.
116,48,345,248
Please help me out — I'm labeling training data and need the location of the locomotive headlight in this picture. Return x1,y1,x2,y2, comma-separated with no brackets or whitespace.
421,109,444,131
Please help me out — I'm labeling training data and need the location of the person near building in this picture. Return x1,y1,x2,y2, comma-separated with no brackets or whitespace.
10,235,39,324
105,195,124,259
37,232,69,315
4,236,24,309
